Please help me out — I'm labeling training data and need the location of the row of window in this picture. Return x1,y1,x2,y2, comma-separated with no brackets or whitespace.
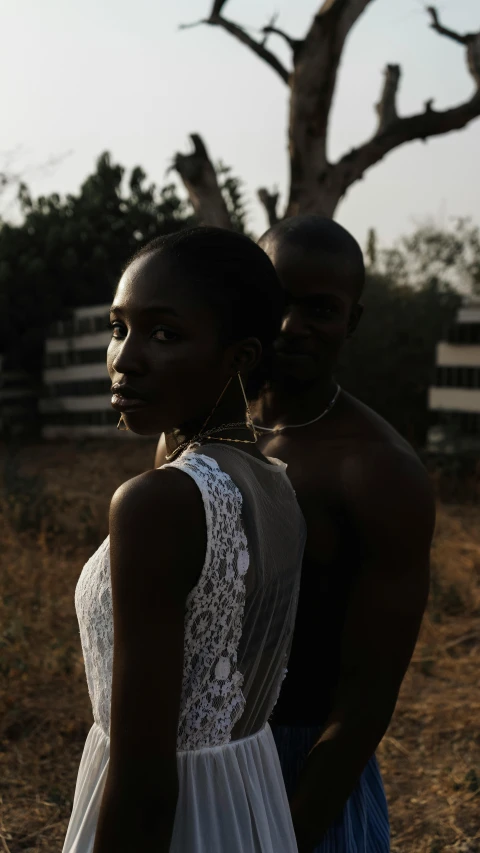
434,366,480,389
447,323,480,344
45,348,108,369
48,314,109,338
43,409,118,427
434,411,480,436
44,378,111,398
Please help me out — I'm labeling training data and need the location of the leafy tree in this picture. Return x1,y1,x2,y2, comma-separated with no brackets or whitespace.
337,227,466,446
384,219,480,296
1,152,249,374
0,153,194,371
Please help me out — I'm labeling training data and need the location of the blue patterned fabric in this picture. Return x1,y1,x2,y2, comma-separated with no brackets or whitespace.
272,725,390,853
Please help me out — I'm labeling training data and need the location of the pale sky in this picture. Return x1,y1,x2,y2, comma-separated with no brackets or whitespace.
1,0,479,250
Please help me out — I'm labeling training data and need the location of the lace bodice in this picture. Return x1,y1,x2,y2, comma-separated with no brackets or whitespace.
75,448,306,750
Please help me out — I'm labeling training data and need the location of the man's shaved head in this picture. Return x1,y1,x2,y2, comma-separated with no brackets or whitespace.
257,215,365,388
258,215,365,301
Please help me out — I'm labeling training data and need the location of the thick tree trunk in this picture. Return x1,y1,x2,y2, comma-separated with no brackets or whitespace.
286,0,374,218
284,180,340,219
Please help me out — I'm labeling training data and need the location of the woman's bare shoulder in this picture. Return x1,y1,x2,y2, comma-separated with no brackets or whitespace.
109,466,207,598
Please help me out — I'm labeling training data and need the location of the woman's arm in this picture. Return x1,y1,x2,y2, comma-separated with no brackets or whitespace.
92,467,206,853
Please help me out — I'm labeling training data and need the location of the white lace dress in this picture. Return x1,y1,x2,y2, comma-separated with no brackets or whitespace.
62,445,306,853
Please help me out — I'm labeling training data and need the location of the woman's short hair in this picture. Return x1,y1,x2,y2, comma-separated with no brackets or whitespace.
126,226,285,396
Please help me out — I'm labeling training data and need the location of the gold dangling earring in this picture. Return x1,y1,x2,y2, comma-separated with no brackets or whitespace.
237,372,258,441
117,414,129,431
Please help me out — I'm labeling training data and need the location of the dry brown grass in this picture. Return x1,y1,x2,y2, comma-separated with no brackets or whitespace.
0,440,479,853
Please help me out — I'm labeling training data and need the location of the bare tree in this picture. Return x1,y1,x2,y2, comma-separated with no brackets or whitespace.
173,2,480,229
171,134,232,229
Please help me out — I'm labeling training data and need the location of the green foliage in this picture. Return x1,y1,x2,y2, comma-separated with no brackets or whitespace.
0,149,478,450
0,152,196,371
216,160,249,235
0,152,250,376
338,222,474,446
381,218,480,295
365,227,377,269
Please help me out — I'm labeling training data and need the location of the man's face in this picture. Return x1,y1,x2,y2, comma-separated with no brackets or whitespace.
268,242,362,386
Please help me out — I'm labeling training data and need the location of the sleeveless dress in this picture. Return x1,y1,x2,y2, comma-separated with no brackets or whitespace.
62,445,307,853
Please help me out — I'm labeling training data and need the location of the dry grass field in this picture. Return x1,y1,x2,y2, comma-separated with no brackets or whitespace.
0,440,479,852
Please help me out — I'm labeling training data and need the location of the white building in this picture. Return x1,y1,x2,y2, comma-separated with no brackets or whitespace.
41,304,122,439
428,298,480,453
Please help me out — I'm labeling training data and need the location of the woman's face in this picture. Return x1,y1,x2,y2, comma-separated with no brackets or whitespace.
107,252,236,435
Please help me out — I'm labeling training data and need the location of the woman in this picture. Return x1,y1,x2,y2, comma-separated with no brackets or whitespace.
62,227,306,853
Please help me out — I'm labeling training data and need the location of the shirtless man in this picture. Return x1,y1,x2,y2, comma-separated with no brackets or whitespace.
155,216,435,853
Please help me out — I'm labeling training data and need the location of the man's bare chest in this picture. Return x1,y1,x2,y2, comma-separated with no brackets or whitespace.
259,436,348,566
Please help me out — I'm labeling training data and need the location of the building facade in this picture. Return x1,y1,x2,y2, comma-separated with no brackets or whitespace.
428,298,480,453
41,304,123,438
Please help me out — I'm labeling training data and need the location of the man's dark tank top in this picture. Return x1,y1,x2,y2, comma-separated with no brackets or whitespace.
271,554,355,728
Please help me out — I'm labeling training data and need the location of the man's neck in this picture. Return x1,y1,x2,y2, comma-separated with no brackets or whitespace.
252,376,338,431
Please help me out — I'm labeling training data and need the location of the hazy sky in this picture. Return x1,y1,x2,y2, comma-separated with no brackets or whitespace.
1,0,479,249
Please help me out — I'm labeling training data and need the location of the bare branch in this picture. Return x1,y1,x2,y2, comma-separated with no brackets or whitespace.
257,188,280,227
211,0,230,15
427,5,480,87
180,3,290,84
178,19,208,31
209,16,290,83
330,8,480,204
260,12,279,47
261,25,304,55
375,64,401,133
172,134,232,229
427,6,469,46
336,90,480,194
179,0,230,22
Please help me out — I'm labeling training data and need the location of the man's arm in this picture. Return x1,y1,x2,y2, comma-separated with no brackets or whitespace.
290,446,435,853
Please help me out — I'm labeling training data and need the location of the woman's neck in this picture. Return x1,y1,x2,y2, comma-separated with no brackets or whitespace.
164,395,254,460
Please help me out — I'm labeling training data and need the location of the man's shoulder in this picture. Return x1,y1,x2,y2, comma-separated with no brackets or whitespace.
337,391,413,450
296,390,412,465
338,437,431,504
279,391,435,567
300,391,431,504
332,407,434,538
334,394,429,496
